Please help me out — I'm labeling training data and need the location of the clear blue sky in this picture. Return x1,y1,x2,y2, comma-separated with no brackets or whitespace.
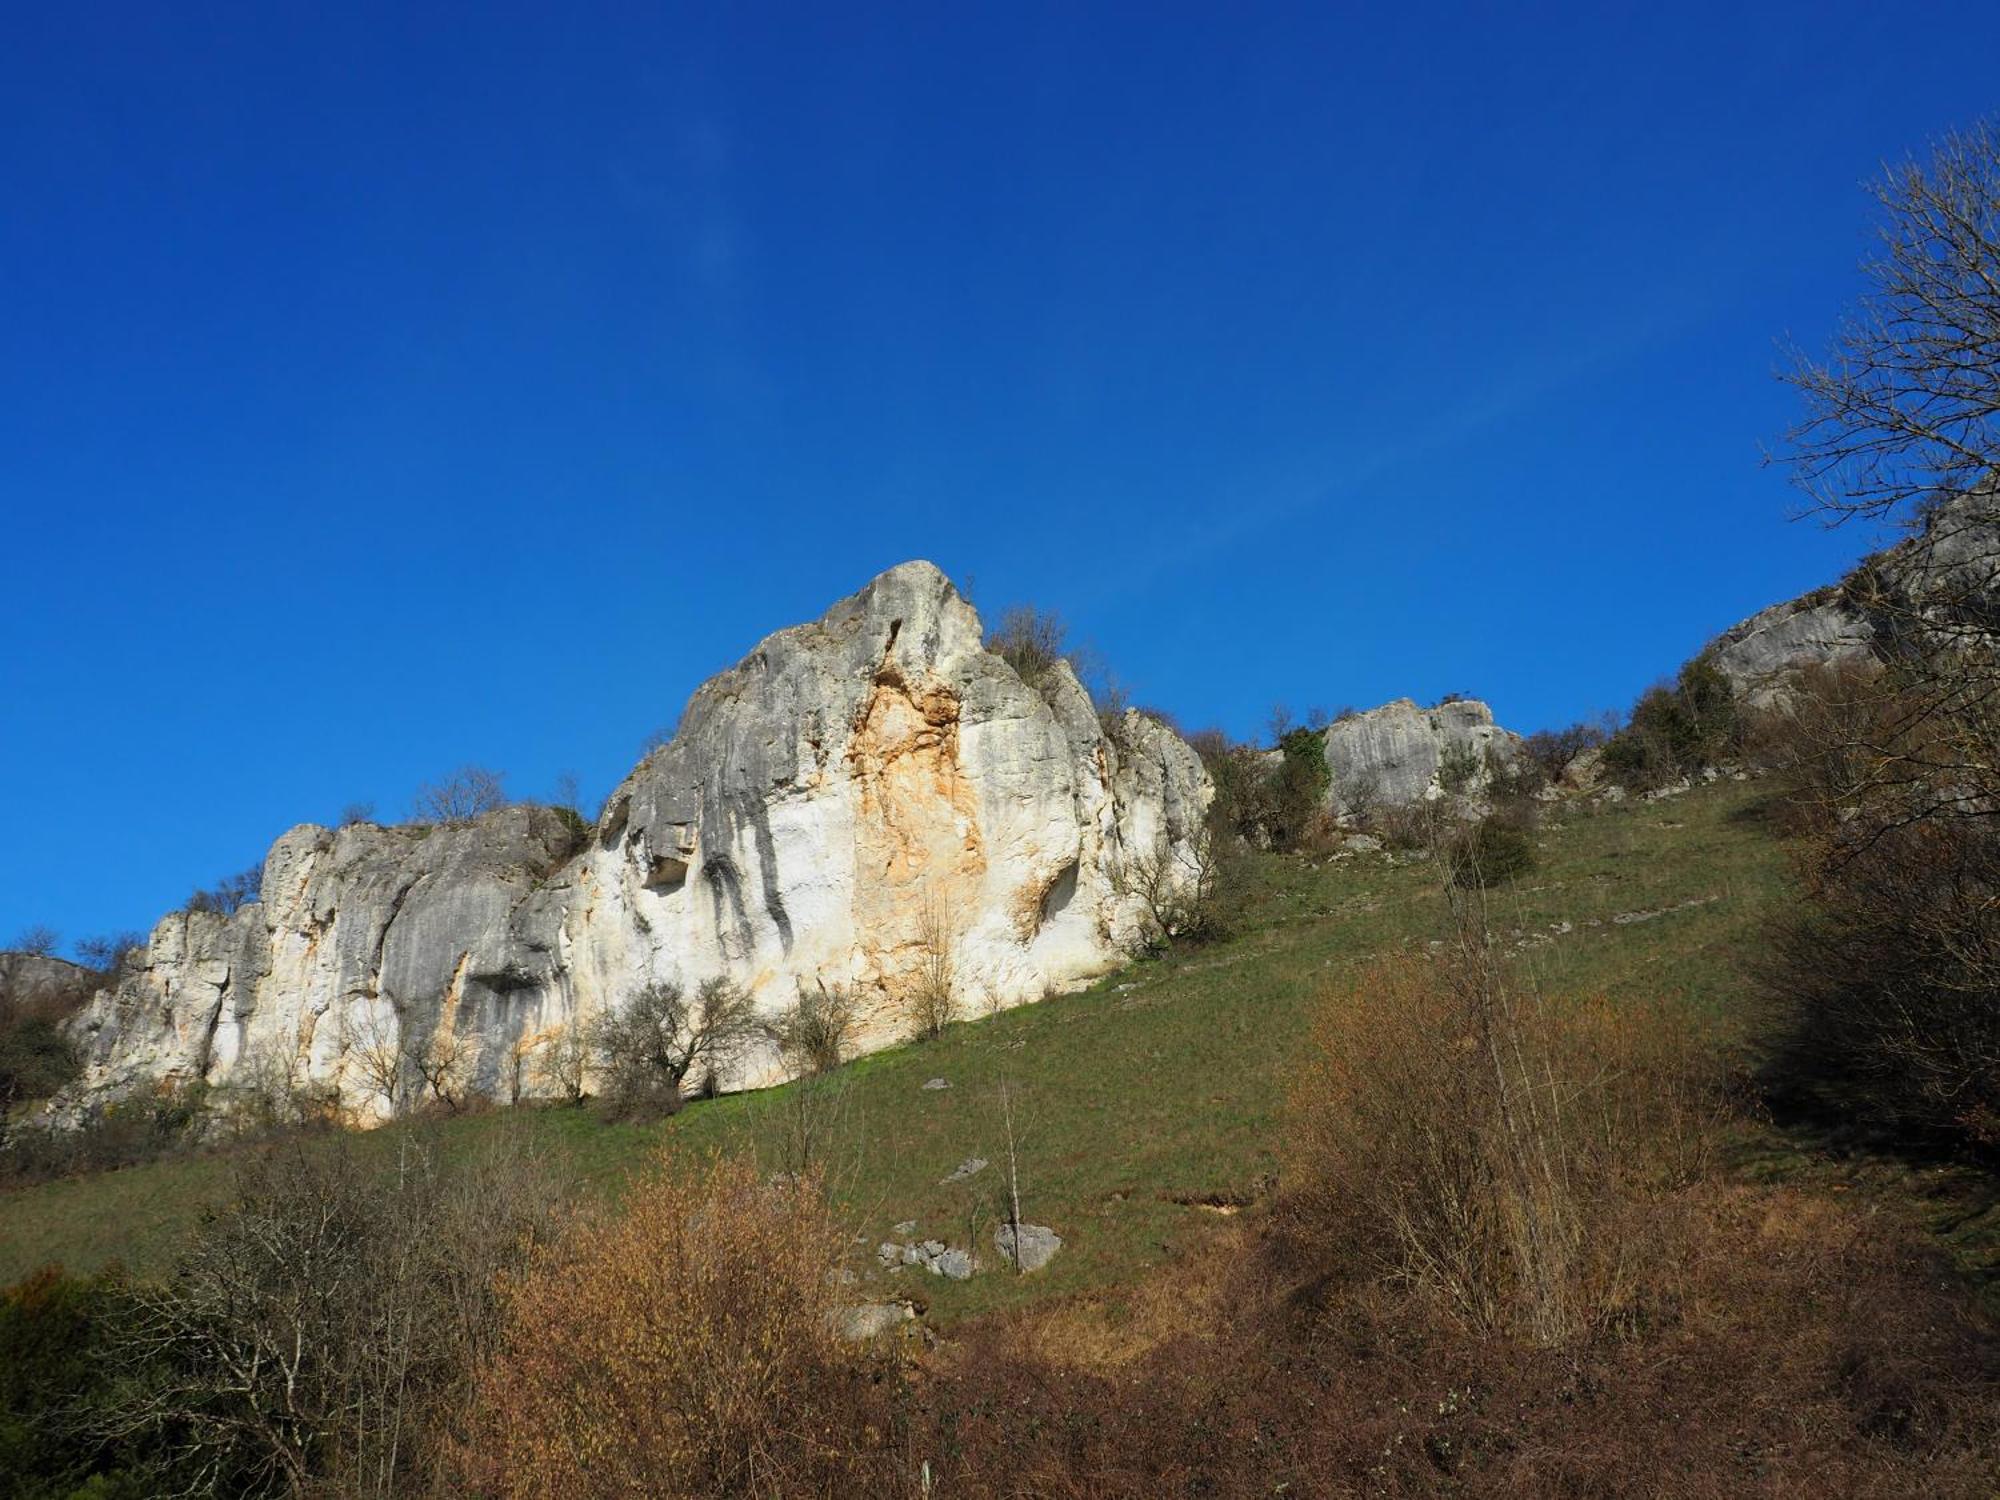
4,1,1997,949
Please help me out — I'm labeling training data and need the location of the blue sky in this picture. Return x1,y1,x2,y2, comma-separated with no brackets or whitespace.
4,1,1998,947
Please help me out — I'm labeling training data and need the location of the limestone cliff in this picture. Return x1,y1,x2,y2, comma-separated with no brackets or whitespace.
60,563,1212,1120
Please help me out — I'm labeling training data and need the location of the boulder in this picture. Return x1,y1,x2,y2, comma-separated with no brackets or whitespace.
994,1221,1063,1273
934,1248,975,1280
834,1302,914,1341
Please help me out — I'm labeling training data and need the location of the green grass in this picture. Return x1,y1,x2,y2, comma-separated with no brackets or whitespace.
0,781,1798,1318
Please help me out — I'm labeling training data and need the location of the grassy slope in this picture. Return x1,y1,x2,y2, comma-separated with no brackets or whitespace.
13,778,1981,1322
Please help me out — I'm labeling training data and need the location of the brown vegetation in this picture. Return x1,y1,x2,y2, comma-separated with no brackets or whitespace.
459,1155,880,1499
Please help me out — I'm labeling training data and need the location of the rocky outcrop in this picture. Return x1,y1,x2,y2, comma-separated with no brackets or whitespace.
1712,490,2000,706
1317,698,1521,819
1710,590,1876,707
59,563,1212,1122
0,953,97,1016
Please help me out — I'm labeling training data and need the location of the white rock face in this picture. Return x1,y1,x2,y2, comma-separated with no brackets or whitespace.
60,563,1212,1121
1318,698,1521,818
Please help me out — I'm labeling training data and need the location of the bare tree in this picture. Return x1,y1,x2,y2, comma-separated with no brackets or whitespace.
90,1128,561,1497
1116,833,1223,956
186,863,263,917
347,1012,408,1116
534,1014,593,1105
8,924,60,957
593,977,760,1116
771,1071,855,1181
906,892,958,1039
998,1077,1027,1272
1778,120,2000,832
74,930,145,974
1783,121,2000,534
408,1025,476,1115
411,766,509,824
338,801,378,827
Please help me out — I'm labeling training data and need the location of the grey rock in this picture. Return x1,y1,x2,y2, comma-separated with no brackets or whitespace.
994,1221,1063,1273
934,1248,975,1280
834,1302,914,1341
921,1077,952,1091
1710,487,2000,707
0,953,96,1016
1340,833,1383,854
892,1220,918,1236
1319,699,1522,819
941,1156,988,1184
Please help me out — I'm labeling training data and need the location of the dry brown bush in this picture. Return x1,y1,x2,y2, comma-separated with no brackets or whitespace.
1286,940,1720,1344
459,1154,886,1498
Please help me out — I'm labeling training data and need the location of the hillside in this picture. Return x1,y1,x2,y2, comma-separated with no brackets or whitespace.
22,773,1983,1315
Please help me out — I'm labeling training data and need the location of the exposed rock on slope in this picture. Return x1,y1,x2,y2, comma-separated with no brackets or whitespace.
1317,699,1521,819
0,953,96,1016
1709,591,1875,707
1711,491,2000,705
60,563,1212,1121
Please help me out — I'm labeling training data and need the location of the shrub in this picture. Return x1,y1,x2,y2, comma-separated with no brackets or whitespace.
459,1155,879,1497
1286,945,1716,1343
764,982,858,1077
1,1081,218,1187
1196,728,1330,852
185,862,262,916
0,1014,79,1115
79,1128,560,1498
986,604,1071,689
410,765,509,824
593,978,759,1119
1436,738,1481,795
1446,815,1537,889
1601,656,1742,790
905,892,959,1040
1761,814,2000,1149
0,1268,170,1497
1490,718,1611,800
